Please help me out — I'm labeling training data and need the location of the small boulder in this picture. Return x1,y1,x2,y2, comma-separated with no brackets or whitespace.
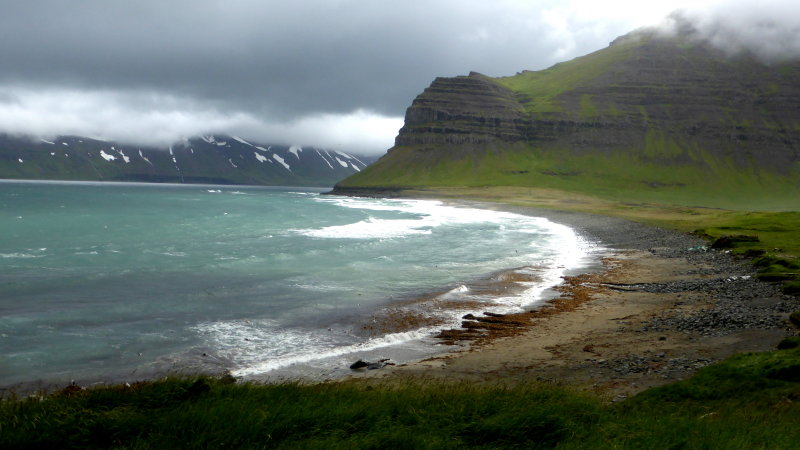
350,358,392,370
349,359,369,370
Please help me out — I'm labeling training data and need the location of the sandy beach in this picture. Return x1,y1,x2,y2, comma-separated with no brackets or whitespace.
347,205,800,399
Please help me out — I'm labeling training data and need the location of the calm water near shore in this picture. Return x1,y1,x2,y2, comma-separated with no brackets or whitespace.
0,180,595,388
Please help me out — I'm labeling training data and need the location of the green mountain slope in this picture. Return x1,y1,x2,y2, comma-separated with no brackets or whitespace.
336,30,800,210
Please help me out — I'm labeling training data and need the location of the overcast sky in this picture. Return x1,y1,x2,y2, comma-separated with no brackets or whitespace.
0,0,798,154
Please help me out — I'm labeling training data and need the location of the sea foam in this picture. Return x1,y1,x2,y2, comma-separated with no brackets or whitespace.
195,318,443,376
216,196,596,377
0,183,597,387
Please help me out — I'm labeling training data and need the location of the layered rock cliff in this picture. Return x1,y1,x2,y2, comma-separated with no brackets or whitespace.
336,30,800,208
394,72,527,147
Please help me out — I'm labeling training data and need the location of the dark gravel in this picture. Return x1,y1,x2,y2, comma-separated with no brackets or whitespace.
583,353,715,378
492,206,800,338
525,207,800,386
637,271,798,337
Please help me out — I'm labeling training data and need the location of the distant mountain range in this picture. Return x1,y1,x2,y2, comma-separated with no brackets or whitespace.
0,134,377,186
335,28,800,210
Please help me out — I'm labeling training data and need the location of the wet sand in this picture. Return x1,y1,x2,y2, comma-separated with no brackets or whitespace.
346,205,799,399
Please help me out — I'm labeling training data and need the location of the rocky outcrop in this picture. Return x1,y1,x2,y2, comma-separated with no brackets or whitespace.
393,72,527,147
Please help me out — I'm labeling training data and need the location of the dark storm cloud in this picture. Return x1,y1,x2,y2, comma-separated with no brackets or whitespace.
0,1,580,151
1,1,558,118
0,1,798,153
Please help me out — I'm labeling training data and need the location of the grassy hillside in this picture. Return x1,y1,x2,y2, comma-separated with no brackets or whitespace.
340,143,799,211
493,33,643,115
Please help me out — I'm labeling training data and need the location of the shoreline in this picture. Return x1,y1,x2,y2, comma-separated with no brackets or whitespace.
340,199,800,398
0,193,599,395
4,193,797,397
237,201,601,385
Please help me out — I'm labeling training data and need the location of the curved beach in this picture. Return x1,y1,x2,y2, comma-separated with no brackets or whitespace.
346,204,799,398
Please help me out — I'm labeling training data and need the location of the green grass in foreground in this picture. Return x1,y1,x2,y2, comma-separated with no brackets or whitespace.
2,347,800,448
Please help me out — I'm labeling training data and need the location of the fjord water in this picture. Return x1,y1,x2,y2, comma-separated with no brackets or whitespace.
0,181,591,388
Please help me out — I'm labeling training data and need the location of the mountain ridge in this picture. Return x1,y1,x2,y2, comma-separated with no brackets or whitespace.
0,133,376,187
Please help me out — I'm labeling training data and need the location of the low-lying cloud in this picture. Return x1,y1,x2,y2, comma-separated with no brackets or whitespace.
0,87,259,147
658,0,800,63
0,86,401,153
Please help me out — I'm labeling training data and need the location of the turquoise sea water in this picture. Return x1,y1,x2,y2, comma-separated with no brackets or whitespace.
0,181,592,388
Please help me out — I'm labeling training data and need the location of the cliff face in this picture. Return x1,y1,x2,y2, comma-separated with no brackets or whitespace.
392,36,800,173
539,36,800,175
394,72,527,146
337,31,800,209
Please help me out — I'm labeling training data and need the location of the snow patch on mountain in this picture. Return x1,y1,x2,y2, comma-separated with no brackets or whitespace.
100,150,116,162
289,145,303,159
347,154,367,166
139,149,153,165
273,154,291,171
315,149,334,169
232,136,253,147
116,150,131,163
